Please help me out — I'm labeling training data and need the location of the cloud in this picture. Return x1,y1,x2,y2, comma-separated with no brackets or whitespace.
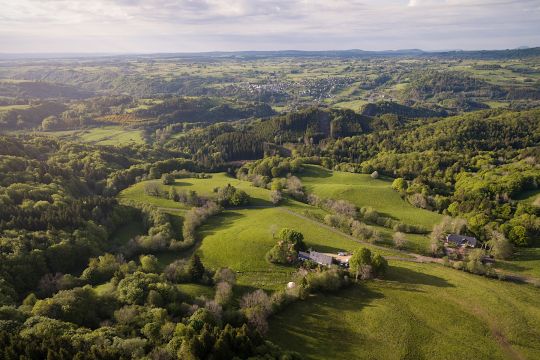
0,0,538,52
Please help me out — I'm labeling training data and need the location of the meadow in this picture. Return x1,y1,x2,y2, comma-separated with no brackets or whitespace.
493,248,540,279
299,165,443,229
115,170,540,359
119,173,275,208
197,206,397,291
268,261,540,360
45,126,145,146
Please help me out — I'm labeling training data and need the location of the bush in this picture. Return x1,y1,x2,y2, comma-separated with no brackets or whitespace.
215,185,250,207
270,190,283,205
276,228,306,251
266,241,298,264
161,173,175,185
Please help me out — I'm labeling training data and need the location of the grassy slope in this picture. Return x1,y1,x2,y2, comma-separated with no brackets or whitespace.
269,261,540,360
117,172,540,359
197,206,396,291
298,165,443,253
299,165,443,229
44,126,145,146
493,248,540,279
119,173,274,208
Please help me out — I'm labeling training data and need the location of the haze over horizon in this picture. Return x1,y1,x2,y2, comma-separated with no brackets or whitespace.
1,0,539,54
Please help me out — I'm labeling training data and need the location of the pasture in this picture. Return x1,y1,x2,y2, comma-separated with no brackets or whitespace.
120,173,275,208
269,260,540,360
45,126,145,146
197,206,396,291
299,165,443,229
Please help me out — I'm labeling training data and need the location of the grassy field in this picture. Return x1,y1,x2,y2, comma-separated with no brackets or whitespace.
299,165,443,229
119,173,275,208
332,99,368,112
197,206,396,291
45,126,145,146
0,104,31,111
120,171,435,254
269,261,540,360
493,248,540,279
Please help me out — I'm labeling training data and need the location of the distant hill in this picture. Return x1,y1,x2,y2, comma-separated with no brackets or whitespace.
2,47,539,61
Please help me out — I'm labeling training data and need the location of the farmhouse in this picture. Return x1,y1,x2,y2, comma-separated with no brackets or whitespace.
299,251,333,266
298,250,349,267
445,234,477,248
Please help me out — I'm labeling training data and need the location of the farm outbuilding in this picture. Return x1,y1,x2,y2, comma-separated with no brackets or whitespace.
445,234,477,248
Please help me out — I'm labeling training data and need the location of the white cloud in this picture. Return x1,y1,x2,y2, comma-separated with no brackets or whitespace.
0,0,538,52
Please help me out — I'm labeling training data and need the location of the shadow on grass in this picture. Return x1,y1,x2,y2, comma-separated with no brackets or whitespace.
193,211,247,249
494,261,529,273
172,180,195,188
299,165,333,179
386,265,454,288
268,284,383,357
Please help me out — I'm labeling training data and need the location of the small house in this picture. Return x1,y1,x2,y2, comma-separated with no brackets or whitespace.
298,251,334,266
445,234,477,248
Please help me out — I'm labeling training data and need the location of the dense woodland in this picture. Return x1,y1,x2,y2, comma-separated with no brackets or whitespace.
1,50,540,358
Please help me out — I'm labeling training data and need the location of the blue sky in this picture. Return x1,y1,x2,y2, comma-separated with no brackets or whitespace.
0,0,539,53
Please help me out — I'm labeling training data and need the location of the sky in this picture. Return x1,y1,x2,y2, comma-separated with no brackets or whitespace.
0,0,539,53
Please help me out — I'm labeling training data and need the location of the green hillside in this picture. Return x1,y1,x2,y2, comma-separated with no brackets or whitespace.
269,261,540,360
299,165,443,229
197,205,397,290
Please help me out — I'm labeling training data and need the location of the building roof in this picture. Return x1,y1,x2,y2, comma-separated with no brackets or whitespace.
446,234,477,247
310,251,334,266
298,251,334,266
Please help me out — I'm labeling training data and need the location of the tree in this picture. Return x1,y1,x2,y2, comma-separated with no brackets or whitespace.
188,254,205,281
161,173,175,185
169,186,179,201
270,190,283,205
488,230,513,260
215,281,233,306
349,248,373,280
371,254,388,276
391,178,407,193
32,287,103,328
266,241,297,264
213,268,236,285
139,254,159,273
117,272,160,305
393,232,407,249
509,225,528,246
41,116,59,131
276,228,306,251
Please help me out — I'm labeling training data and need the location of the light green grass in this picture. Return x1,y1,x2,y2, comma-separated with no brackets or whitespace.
332,99,368,112
484,101,510,109
45,126,145,146
299,165,443,229
78,127,145,145
269,261,540,360
0,104,31,111
119,180,189,209
197,206,396,291
177,283,215,299
493,248,540,279
120,173,275,208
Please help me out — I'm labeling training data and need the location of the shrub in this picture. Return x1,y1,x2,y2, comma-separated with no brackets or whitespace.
270,190,283,205
276,228,306,251
161,173,175,185
393,232,407,249
266,241,298,264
